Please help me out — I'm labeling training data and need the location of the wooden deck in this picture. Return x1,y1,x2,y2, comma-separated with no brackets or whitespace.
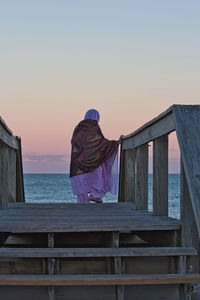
0,203,180,233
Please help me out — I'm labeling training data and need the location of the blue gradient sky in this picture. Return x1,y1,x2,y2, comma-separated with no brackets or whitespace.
1,1,200,173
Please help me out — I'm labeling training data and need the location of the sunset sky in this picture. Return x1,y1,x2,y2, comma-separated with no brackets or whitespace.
1,1,200,173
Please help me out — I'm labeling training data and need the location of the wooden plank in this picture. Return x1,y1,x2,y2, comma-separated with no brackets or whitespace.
153,135,168,216
0,125,19,150
7,149,16,203
0,222,181,233
0,142,8,209
0,274,200,286
173,105,200,238
0,247,196,258
118,146,125,202
180,161,200,276
16,137,25,203
135,144,148,210
122,109,175,150
110,232,124,300
125,149,136,203
48,233,55,300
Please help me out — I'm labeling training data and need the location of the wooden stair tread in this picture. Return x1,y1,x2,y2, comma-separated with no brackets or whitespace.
0,247,196,257
0,203,181,233
0,274,200,286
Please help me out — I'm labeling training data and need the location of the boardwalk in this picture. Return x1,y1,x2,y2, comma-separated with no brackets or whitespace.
0,105,200,300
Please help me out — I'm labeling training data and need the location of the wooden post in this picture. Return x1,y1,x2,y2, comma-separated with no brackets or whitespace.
125,149,136,203
119,148,136,203
111,232,124,300
16,137,25,203
153,135,168,216
118,145,126,202
135,144,148,210
0,142,8,209
48,233,55,300
181,160,200,300
7,148,16,203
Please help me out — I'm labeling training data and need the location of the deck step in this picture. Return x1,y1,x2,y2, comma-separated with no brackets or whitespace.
0,247,197,258
0,274,200,286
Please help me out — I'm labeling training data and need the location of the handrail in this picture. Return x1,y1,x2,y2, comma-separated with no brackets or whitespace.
0,117,19,150
119,105,200,241
122,105,176,149
0,116,25,208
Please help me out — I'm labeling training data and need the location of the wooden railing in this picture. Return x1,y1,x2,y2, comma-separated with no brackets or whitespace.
119,104,200,276
0,116,24,209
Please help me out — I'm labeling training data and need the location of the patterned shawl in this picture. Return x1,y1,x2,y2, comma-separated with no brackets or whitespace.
70,119,118,177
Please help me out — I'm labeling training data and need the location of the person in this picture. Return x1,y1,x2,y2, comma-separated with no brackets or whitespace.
70,109,122,203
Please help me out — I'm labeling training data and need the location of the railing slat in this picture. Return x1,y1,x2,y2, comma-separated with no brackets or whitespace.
0,142,8,209
135,144,148,210
125,149,136,203
122,112,175,150
16,137,25,203
7,148,16,203
153,135,168,216
118,147,126,202
180,160,200,274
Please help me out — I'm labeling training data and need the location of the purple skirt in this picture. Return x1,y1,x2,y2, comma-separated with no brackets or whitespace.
71,148,118,203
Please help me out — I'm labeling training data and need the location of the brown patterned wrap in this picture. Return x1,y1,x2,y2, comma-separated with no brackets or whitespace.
70,119,118,178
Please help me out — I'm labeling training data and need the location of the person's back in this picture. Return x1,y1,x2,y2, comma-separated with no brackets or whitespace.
70,109,122,203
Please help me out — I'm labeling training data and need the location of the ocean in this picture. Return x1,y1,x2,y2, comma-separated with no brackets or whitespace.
24,174,180,219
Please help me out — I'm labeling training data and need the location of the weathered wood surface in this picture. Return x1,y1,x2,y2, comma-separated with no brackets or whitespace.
173,105,200,238
0,142,9,209
122,107,176,150
135,144,148,210
0,120,19,150
16,137,25,203
118,149,136,203
0,274,200,286
181,161,200,300
0,203,181,233
0,285,183,300
0,247,196,258
125,149,136,203
153,135,168,216
7,148,16,203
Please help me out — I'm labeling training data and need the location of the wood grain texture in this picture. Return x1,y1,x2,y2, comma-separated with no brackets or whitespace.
122,110,175,150
173,105,200,238
0,142,8,209
153,135,168,216
125,149,136,203
0,203,181,233
0,247,196,258
7,149,16,203
0,125,19,150
135,144,148,210
16,137,25,203
0,274,200,286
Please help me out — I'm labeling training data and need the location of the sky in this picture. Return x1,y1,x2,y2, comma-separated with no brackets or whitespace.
1,0,200,173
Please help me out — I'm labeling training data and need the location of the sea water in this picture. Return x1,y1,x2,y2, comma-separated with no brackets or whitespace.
24,174,180,219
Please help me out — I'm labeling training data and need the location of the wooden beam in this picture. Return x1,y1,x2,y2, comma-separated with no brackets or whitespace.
0,274,200,286
173,105,200,238
0,142,8,209
0,247,196,258
122,109,175,150
48,233,55,300
153,135,168,216
7,149,16,203
135,144,148,210
125,149,136,203
0,124,19,150
118,146,126,202
16,137,25,203
180,160,200,275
